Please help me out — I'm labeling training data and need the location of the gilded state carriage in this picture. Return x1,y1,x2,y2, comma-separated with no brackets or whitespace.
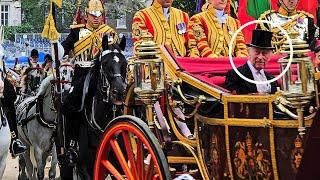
93,32,320,180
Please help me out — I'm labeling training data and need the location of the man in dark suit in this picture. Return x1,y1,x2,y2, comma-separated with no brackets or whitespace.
225,29,278,94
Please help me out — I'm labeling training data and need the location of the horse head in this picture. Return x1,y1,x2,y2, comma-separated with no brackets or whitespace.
23,66,46,94
59,62,74,92
98,34,127,105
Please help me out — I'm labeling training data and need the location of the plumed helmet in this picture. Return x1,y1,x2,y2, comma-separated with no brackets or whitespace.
86,0,104,17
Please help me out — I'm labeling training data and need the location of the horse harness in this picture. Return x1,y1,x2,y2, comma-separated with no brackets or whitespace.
18,88,57,150
0,106,7,130
82,50,125,132
18,95,56,129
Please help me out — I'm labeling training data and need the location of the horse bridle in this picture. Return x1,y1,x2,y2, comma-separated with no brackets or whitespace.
99,51,125,103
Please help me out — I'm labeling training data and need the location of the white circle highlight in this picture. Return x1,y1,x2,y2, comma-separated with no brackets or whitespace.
228,19,293,85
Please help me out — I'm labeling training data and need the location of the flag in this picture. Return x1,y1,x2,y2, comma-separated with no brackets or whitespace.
41,2,60,41
247,0,271,19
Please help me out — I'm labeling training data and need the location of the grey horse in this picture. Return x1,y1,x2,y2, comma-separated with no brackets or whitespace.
17,75,58,180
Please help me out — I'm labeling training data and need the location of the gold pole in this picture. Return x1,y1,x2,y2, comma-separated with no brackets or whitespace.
297,107,305,137
146,104,155,129
300,61,308,95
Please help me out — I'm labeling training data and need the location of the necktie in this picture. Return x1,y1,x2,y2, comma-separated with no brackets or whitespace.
216,9,227,24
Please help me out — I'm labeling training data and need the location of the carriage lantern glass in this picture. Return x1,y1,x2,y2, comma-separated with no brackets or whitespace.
133,32,165,99
278,31,315,98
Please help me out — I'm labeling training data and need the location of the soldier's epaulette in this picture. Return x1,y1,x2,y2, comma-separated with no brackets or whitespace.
259,10,276,19
70,24,85,29
297,10,314,19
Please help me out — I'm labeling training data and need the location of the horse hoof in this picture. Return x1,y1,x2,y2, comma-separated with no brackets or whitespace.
49,169,56,179
18,173,28,180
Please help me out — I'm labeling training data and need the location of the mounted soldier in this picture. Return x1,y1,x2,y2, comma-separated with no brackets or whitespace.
258,0,319,53
20,49,46,96
59,0,120,178
0,27,27,157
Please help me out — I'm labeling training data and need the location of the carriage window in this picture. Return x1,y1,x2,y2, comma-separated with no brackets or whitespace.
0,5,9,26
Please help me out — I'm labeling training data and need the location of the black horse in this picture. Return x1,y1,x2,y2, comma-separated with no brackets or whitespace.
76,35,127,179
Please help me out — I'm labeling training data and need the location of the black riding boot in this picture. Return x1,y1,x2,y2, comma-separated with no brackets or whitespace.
3,78,27,156
10,132,27,157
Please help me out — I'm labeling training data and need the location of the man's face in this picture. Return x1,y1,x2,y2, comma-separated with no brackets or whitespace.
156,0,173,8
248,47,273,71
31,56,38,63
280,0,299,11
47,61,53,67
210,0,228,10
86,13,104,29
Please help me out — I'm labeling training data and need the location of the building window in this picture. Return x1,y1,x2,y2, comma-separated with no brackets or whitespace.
116,12,127,29
1,5,9,26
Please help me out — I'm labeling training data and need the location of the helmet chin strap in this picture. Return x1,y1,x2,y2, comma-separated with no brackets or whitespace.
279,0,299,14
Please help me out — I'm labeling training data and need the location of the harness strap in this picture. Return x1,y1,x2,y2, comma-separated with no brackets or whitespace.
84,97,104,132
79,71,93,112
20,124,32,146
36,96,56,129
0,107,7,129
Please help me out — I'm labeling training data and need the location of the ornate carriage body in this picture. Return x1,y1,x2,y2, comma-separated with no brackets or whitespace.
94,36,320,180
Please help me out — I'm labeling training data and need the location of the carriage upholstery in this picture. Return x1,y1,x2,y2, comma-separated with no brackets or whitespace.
175,54,297,90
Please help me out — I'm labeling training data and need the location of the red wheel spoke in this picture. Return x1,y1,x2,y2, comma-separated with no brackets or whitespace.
110,139,134,179
122,131,138,179
94,120,168,180
145,157,155,180
136,138,144,179
101,160,125,180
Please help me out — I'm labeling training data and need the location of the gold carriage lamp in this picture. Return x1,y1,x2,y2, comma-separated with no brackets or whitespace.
277,31,316,137
133,31,165,103
279,32,315,97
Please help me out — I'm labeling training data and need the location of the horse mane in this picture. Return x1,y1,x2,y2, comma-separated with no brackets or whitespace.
36,75,54,97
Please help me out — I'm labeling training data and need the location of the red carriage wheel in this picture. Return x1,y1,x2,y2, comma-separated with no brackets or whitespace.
94,115,171,180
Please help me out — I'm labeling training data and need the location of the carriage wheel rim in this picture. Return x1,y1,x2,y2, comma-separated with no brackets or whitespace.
94,122,163,180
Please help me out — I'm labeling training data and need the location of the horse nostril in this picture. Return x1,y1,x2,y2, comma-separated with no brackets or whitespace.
102,87,108,92
112,90,118,95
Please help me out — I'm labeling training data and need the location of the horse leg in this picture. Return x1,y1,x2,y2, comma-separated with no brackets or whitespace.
77,122,91,180
34,147,45,180
0,148,8,179
49,143,57,179
18,154,28,180
23,148,34,179
0,123,10,179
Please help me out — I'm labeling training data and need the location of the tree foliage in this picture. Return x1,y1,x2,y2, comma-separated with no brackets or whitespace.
20,0,77,33
172,0,197,16
4,23,33,41
18,0,200,35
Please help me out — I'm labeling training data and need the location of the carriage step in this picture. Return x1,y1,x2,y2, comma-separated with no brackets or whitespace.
167,156,196,164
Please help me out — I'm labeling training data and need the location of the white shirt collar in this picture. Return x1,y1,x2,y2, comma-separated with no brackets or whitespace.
163,8,170,21
215,9,227,24
247,61,271,93
247,61,265,75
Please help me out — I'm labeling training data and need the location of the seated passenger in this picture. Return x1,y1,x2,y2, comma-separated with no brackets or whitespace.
225,30,278,94
190,0,248,58
132,0,199,57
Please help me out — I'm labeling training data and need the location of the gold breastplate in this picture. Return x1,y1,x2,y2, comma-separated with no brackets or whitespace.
73,25,114,67
266,12,309,52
